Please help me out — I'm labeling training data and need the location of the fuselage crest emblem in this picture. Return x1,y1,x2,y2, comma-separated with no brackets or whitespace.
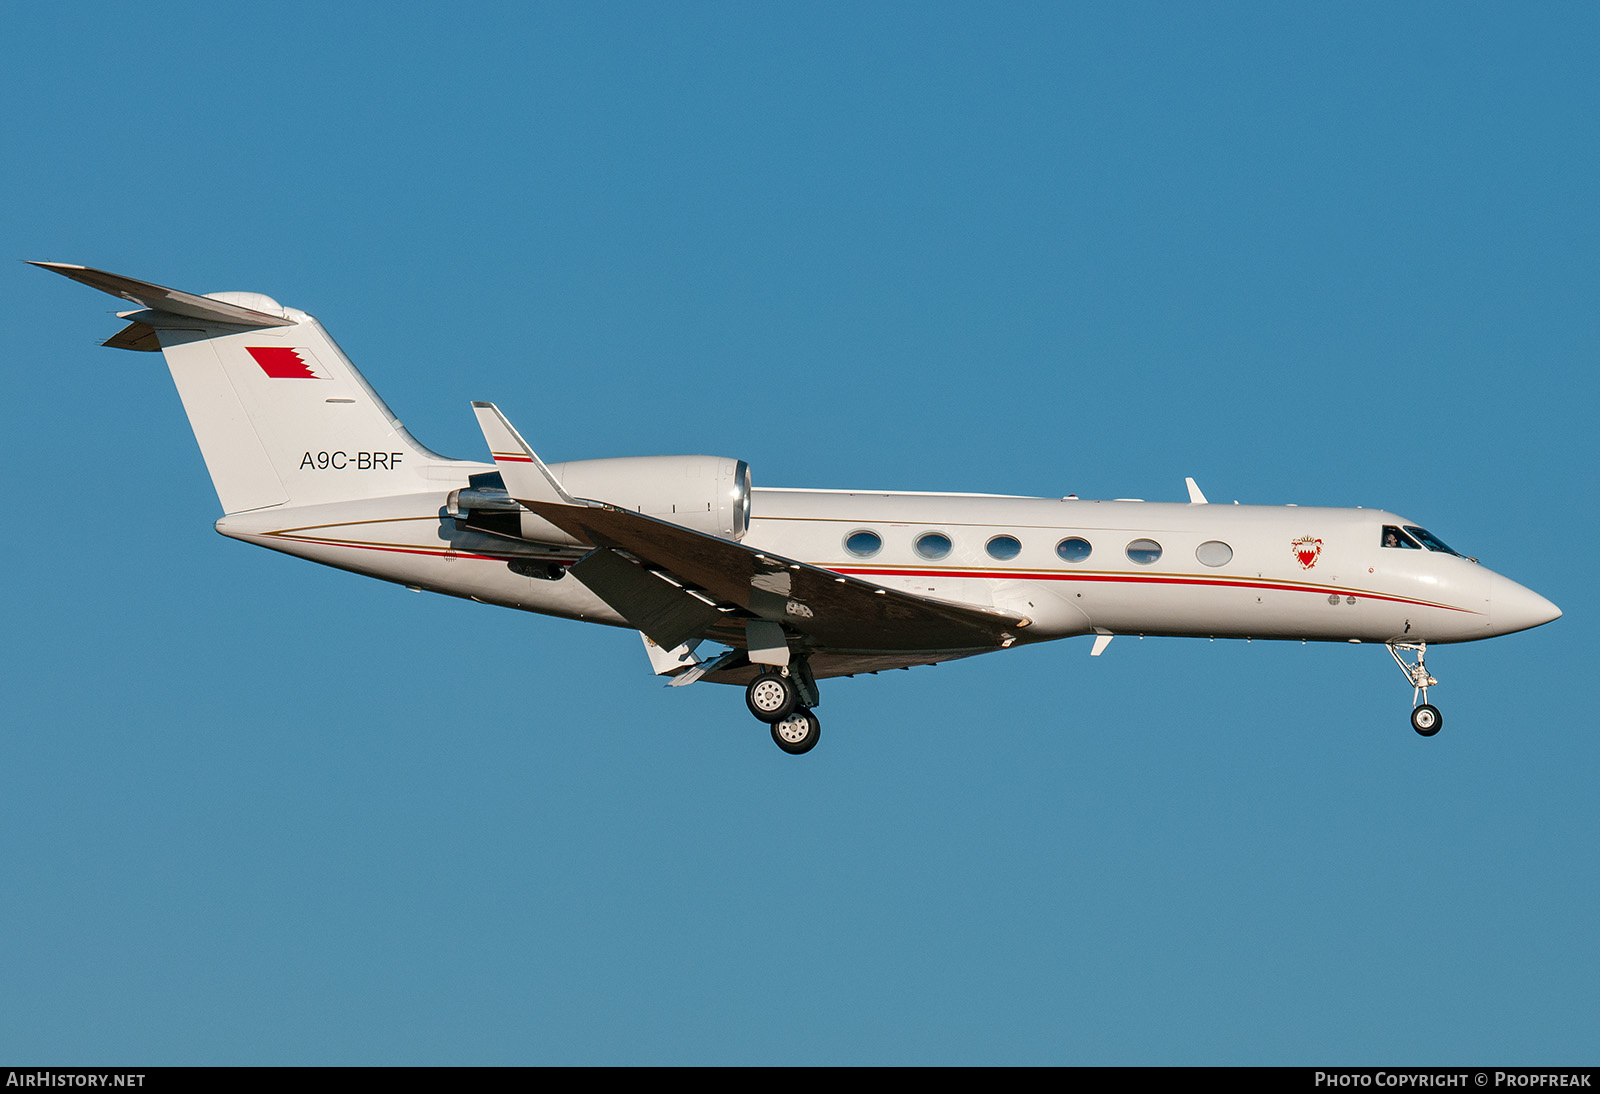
1293,535,1324,569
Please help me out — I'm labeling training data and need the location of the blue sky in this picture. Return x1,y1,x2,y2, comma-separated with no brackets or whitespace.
3,3,1595,1064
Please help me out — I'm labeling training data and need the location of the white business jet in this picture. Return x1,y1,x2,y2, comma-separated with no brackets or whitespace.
34,262,1561,754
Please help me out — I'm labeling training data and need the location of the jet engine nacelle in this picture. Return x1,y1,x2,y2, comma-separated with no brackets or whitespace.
498,454,750,545
452,456,752,548
548,455,752,540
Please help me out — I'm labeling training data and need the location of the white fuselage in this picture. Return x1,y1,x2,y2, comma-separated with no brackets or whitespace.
216,479,1559,649
35,260,1561,749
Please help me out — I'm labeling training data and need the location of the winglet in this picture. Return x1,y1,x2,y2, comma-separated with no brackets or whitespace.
1185,477,1209,504
471,402,576,505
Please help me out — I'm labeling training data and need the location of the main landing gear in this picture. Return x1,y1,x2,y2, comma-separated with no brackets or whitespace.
1388,641,1442,737
771,710,822,755
745,664,822,755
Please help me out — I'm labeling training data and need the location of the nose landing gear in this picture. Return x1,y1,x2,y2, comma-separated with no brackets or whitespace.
1388,642,1442,737
1410,703,1442,736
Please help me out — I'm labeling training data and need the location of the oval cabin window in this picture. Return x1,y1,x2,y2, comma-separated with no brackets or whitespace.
844,530,882,558
1056,537,1092,563
986,535,1022,560
915,532,952,560
1126,538,1163,565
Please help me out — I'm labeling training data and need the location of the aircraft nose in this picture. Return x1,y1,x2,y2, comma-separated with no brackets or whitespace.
1492,577,1562,636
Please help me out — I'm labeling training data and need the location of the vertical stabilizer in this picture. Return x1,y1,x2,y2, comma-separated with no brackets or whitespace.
34,262,454,513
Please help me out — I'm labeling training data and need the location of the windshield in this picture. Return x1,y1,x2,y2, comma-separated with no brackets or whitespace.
1404,526,1464,557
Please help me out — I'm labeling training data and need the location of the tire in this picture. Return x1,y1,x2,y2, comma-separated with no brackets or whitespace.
771,710,821,755
746,672,798,724
1411,704,1442,737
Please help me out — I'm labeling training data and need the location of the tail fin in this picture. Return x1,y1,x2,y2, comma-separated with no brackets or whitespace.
34,262,452,513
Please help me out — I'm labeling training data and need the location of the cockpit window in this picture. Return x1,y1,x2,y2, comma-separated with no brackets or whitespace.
1381,525,1422,550
1404,526,1463,557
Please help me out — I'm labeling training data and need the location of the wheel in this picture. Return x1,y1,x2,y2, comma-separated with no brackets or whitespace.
1411,703,1442,737
745,671,798,724
771,709,821,755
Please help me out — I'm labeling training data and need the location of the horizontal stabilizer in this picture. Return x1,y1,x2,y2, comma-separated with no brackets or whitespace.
103,320,162,352
28,261,294,328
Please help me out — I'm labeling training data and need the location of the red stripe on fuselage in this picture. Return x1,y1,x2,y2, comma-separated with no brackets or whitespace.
252,535,1476,615
261,532,571,566
833,566,1478,613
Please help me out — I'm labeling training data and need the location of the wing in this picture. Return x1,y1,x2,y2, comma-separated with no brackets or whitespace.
527,495,1027,654
472,403,1030,675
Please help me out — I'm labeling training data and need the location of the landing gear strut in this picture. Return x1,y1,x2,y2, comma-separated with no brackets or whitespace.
1388,642,1442,737
744,661,822,754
